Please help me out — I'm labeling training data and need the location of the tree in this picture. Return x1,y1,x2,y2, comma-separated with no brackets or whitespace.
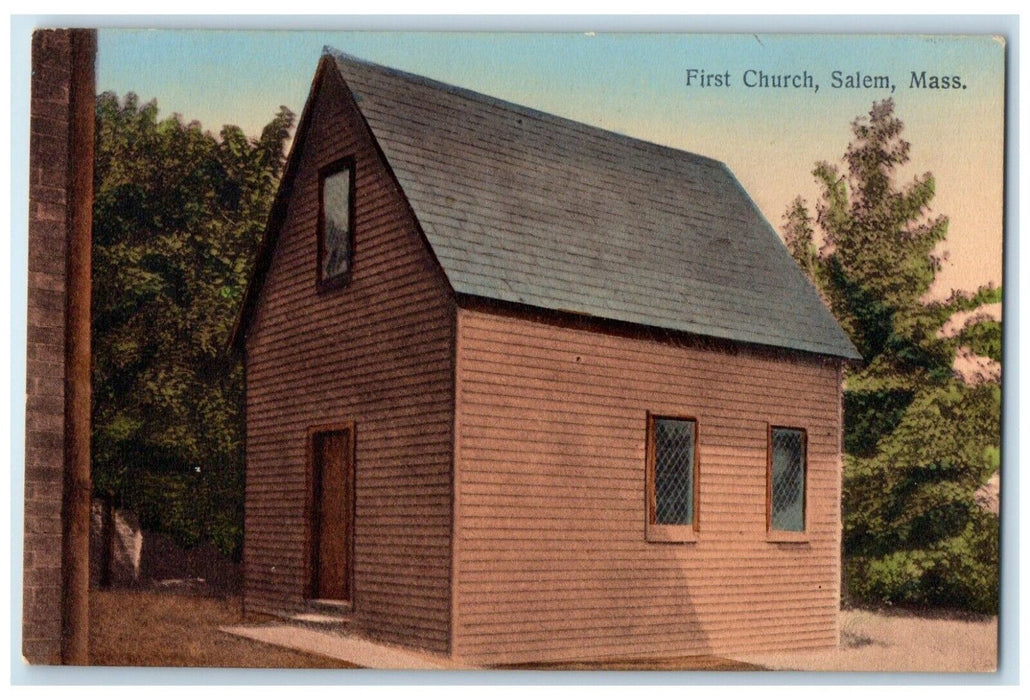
783,99,1000,613
91,92,294,559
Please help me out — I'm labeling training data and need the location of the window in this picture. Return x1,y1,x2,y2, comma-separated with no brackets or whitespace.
318,159,355,289
646,414,699,541
768,427,807,533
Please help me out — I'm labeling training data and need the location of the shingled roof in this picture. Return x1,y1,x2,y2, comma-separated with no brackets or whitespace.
236,48,860,361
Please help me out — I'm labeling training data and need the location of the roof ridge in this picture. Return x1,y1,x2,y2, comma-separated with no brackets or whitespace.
324,45,726,170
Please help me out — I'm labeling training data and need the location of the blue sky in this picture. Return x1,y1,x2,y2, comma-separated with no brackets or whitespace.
95,29,1006,296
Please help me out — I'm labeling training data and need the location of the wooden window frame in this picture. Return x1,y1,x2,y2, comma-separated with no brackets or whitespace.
766,424,809,543
316,156,357,292
645,412,700,543
305,422,357,606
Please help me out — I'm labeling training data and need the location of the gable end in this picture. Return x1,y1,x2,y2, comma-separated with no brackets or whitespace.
230,54,454,351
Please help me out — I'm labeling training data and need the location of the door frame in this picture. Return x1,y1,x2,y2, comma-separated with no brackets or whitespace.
306,421,356,606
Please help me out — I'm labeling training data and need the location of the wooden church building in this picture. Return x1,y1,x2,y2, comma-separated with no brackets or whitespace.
231,48,861,666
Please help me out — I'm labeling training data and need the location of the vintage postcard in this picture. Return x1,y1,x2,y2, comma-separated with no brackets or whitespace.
17,24,1007,678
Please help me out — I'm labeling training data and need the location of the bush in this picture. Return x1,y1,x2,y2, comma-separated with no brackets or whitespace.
845,509,998,614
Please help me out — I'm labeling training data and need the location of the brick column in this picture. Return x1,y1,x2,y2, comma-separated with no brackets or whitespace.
23,27,95,666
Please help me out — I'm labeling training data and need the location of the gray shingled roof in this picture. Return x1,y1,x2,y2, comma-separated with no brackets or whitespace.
329,48,860,361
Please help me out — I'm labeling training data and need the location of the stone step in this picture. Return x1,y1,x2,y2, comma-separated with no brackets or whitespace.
289,611,351,627
306,599,352,615
287,599,353,628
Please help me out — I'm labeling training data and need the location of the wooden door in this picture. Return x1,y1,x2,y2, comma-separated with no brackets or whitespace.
311,427,354,601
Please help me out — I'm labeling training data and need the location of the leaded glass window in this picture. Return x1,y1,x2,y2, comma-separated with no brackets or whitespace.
652,417,697,526
770,427,806,532
319,160,354,288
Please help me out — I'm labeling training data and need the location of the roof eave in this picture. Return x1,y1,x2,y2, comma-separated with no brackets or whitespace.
454,291,862,364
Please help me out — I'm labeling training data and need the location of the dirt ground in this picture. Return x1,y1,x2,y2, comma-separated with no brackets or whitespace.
88,589,997,673
497,656,762,671
89,589,358,668
733,607,998,673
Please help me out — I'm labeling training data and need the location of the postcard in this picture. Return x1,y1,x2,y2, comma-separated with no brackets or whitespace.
17,24,1007,677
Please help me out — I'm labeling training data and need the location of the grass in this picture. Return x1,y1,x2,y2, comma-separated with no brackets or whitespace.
89,589,359,668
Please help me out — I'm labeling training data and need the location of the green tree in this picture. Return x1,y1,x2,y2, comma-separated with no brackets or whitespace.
783,99,1000,613
92,92,294,558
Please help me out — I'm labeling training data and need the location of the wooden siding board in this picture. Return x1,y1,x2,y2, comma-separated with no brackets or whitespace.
452,308,843,665
243,64,455,653
457,603,837,631
456,563,840,583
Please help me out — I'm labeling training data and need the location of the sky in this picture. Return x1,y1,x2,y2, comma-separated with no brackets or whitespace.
94,29,1006,298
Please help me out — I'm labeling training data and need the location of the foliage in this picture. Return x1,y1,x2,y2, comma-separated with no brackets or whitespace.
842,382,1000,613
845,509,999,614
92,92,294,558
956,316,1002,363
782,99,1001,613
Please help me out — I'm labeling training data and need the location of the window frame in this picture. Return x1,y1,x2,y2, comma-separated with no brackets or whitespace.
766,424,809,542
316,156,357,292
645,412,700,543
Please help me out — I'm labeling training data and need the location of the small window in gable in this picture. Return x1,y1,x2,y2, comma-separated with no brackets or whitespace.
318,159,355,289
768,426,807,533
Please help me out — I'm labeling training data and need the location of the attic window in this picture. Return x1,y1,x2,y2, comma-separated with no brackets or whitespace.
318,158,355,289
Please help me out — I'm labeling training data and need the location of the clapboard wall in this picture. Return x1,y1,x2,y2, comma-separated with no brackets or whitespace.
452,307,843,665
243,63,456,653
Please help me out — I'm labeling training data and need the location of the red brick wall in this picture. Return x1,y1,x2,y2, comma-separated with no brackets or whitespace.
23,28,75,665
23,28,94,665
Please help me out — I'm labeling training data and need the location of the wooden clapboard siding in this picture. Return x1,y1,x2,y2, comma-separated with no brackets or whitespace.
452,308,843,665
242,62,455,653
